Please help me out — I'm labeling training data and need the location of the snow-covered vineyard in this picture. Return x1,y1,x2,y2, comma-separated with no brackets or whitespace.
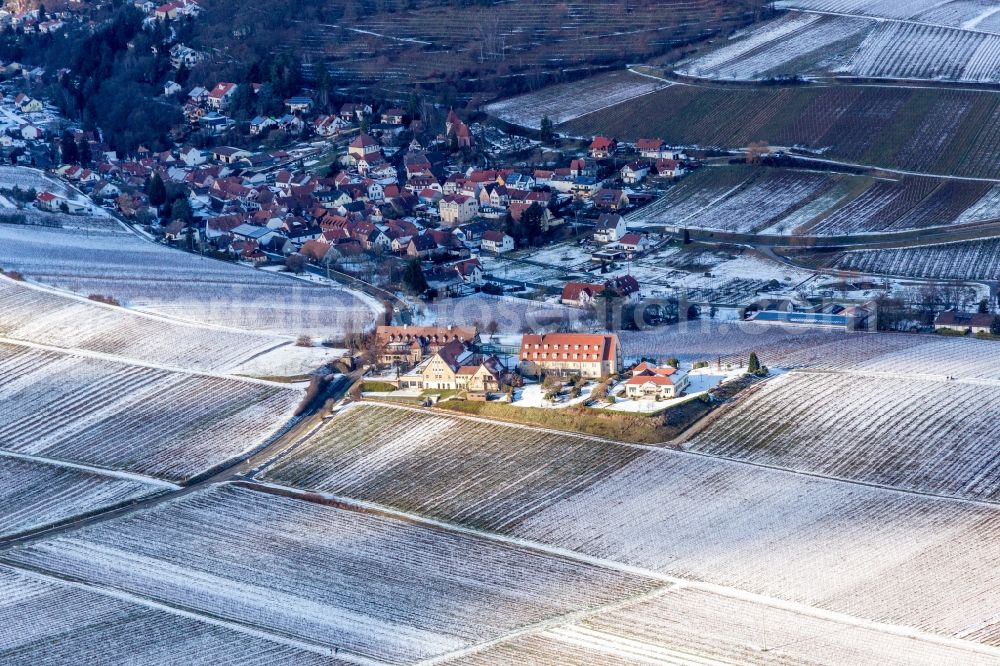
778,0,1000,28
260,404,647,531
688,370,1000,501
0,223,380,340
835,237,1000,280
622,321,1000,379
0,566,349,665
626,167,1000,236
453,586,1000,666
252,403,1000,649
483,70,670,130
0,341,302,483
680,4,1000,83
0,455,166,540
0,483,659,664
0,277,289,372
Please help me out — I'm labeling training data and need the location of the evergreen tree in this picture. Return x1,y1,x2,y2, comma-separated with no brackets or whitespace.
60,131,77,164
539,114,554,144
402,258,428,294
171,197,193,224
77,139,92,165
521,202,544,246
147,172,167,208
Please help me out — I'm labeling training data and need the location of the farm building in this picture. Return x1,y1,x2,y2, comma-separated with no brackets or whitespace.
934,309,996,335
519,333,621,379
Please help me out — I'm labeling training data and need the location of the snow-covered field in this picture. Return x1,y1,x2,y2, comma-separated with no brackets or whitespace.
231,344,347,379
0,166,104,214
0,222,380,339
688,370,1000,501
254,403,1000,648
0,276,287,372
682,6,1000,83
778,0,1000,27
836,238,1000,280
418,293,592,334
457,585,1000,665
0,455,167,539
0,341,302,482
677,170,833,233
618,320,845,364
259,403,648,531
0,483,659,664
678,12,869,80
0,566,349,665
484,70,670,129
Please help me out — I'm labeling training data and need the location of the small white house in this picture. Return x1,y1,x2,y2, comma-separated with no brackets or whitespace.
482,230,514,254
621,160,650,185
593,213,626,244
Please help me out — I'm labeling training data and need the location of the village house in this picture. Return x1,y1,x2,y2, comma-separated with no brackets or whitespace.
589,136,617,159
934,309,996,335
655,158,687,179
15,92,42,113
519,333,621,379
36,191,87,214
481,230,514,254
594,213,627,244
206,82,237,110
285,96,313,114
593,189,630,211
623,363,689,400
561,275,640,307
617,232,646,257
399,340,505,394
560,282,605,307
454,258,484,285
212,146,251,164
621,160,650,185
439,194,478,227
406,234,439,258
375,325,479,368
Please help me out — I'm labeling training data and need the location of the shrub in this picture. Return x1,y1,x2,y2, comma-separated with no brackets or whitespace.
87,294,121,306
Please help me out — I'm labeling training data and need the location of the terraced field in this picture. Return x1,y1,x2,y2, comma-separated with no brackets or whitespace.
0,341,302,482
0,483,660,664
687,371,1000,501
558,84,1000,179
217,0,756,85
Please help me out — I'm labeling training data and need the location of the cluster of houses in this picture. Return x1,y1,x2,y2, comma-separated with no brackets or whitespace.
372,325,688,401
589,136,690,186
